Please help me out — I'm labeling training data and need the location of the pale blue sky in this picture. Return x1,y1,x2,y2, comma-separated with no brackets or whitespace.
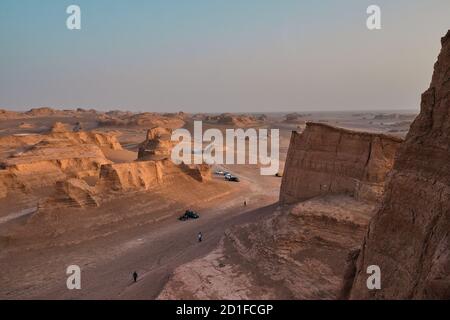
0,0,449,112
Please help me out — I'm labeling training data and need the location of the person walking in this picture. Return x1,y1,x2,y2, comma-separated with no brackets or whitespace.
198,232,203,242
133,271,138,283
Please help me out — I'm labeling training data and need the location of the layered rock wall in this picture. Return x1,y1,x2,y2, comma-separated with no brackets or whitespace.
280,123,402,204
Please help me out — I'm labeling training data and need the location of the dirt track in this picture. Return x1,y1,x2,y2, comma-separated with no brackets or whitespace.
0,165,279,299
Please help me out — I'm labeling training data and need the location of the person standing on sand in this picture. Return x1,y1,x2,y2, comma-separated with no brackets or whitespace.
198,232,203,242
133,271,138,283
244,200,247,206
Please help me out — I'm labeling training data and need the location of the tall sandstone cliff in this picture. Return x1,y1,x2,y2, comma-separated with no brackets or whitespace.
350,31,450,299
280,123,402,204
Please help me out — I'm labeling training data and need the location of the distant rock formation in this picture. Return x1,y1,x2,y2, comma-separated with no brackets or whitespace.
137,127,175,161
50,122,70,133
25,107,58,117
280,123,402,204
0,109,22,120
204,113,261,127
284,113,308,124
97,112,185,128
349,30,450,300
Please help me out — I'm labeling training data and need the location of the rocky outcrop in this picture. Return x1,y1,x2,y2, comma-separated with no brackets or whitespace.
349,31,450,299
204,113,261,127
97,160,165,191
40,178,99,209
0,142,110,197
25,107,59,117
0,130,122,152
158,196,376,299
97,112,185,128
50,122,70,133
97,159,212,193
284,113,309,124
179,163,212,182
0,130,120,198
280,123,402,204
137,127,175,161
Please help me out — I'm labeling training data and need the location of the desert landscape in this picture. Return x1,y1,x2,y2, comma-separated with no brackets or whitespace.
0,103,421,299
0,9,448,300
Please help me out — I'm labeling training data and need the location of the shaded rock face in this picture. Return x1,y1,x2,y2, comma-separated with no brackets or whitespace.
350,31,450,299
40,178,99,209
137,127,175,161
179,163,212,182
280,123,402,204
158,196,376,300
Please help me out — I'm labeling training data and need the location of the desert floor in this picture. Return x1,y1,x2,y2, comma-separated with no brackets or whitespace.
0,110,416,299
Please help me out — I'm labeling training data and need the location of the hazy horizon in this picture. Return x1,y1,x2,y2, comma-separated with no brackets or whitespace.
1,0,449,113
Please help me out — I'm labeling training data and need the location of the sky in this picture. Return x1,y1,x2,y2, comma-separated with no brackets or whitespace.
0,0,449,113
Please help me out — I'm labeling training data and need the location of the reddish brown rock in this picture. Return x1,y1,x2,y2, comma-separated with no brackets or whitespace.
350,30,450,300
280,123,402,204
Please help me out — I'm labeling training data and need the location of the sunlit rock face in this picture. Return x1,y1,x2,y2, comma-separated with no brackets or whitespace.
280,122,402,204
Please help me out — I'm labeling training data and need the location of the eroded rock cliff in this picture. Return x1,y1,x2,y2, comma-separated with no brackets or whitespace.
0,129,120,198
137,127,175,161
349,30,450,300
280,123,402,204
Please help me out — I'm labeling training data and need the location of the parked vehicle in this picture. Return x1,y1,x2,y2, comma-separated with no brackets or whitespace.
178,210,200,221
215,170,224,175
225,175,240,182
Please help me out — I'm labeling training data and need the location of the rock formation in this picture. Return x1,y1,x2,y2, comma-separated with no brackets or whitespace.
97,160,165,191
50,122,70,133
0,129,121,198
284,113,308,124
137,127,175,161
349,30,450,300
204,113,261,127
280,123,402,204
97,158,212,193
179,163,212,182
40,178,99,209
158,196,376,299
97,112,185,128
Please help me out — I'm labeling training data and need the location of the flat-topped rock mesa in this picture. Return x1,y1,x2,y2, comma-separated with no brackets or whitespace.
97,159,211,192
204,113,261,127
0,109,23,120
137,127,175,161
349,30,450,300
97,112,185,129
0,127,122,153
284,112,309,124
280,123,403,204
0,128,122,198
